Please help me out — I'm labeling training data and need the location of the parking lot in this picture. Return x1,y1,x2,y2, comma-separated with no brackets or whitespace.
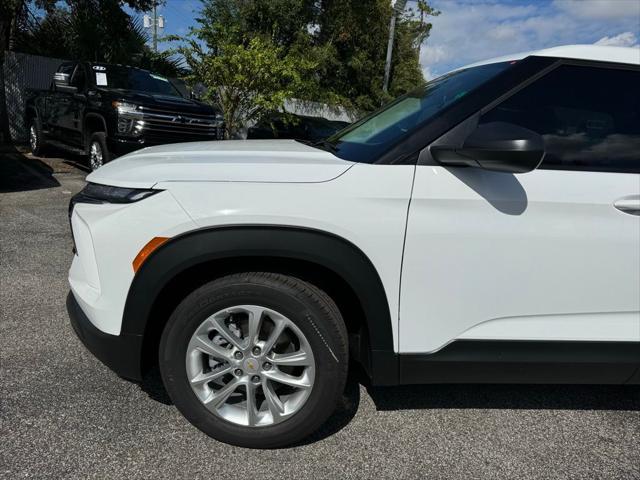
1,148,639,479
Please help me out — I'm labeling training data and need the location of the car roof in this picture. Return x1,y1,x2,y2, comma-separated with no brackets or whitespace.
461,45,640,70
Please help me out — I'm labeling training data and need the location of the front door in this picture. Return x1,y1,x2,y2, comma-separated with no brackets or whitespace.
400,63,640,356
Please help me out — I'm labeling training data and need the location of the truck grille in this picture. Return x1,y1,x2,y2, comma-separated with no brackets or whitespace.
136,106,224,141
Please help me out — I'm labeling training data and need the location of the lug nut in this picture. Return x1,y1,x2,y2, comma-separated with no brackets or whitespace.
234,351,243,360
252,347,261,356
234,369,243,377
262,362,272,370
251,375,261,383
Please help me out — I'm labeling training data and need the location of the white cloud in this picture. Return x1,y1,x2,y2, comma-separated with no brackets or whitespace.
421,44,449,64
419,0,640,79
422,66,437,81
595,32,640,47
553,0,639,19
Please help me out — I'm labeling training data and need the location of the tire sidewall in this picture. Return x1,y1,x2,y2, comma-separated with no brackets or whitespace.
88,132,110,170
29,118,44,156
159,276,348,448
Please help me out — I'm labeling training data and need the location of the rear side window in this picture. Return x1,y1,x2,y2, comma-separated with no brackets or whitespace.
480,65,640,173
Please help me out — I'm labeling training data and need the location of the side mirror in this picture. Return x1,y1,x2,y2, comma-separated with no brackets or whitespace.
431,121,545,174
53,72,77,93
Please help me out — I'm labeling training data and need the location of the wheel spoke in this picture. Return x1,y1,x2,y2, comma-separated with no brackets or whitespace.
270,350,311,367
204,378,240,410
189,366,232,386
246,382,259,426
262,379,284,421
242,305,264,346
209,315,246,350
263,369,311,389
262,318,286,354
192,335,233,361
186,303,316,428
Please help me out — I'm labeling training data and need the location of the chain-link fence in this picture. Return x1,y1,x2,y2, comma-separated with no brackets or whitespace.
3,51,65,143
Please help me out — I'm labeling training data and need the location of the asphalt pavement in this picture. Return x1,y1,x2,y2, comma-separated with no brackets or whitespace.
1,148,639,479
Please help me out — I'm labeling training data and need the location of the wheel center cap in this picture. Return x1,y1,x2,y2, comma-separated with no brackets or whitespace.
243,358,259,373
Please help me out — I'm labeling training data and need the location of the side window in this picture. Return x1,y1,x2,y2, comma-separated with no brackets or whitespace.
71,65,86,91
57,63,75,76
480,65,640,174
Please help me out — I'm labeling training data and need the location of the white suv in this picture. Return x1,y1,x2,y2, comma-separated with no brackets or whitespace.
68,45,640,448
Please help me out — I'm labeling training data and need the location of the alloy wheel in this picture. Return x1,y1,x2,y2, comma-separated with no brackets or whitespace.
89,141,103,170
29,125,38,152
185,305,316,427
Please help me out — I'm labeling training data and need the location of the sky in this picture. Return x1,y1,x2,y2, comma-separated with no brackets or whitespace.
138,0,640,79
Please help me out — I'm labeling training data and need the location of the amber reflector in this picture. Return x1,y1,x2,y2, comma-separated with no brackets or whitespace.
132,237,169,272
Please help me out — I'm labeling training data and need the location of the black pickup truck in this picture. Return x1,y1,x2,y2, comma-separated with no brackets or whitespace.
25,62,224,170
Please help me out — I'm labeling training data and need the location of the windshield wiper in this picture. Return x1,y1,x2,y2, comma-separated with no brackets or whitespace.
312,139,337,153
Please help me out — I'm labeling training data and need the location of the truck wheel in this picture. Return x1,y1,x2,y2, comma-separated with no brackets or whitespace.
29,118,47,157
88,132,110,171
159,272,349,448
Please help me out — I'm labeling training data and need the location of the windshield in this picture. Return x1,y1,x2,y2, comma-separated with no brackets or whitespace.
326,62,512,163
91,65,182,97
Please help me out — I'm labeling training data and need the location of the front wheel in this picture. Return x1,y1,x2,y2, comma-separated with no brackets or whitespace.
159,272,349,448
88,132,110,171
28,118,47,156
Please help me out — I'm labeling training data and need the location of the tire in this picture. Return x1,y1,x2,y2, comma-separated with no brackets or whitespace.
159,272,349,448
87,132,110,171
28,117,47,156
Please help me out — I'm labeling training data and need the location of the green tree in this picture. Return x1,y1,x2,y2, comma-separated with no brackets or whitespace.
8,0,182,75
178,35,315,138
175,0,437,137
315,0,438,110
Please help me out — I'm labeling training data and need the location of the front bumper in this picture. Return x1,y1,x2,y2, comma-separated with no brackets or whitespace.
67,291,144,381
107,137,146,157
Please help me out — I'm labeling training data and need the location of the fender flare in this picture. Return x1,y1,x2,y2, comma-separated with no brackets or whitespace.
83,113,108,139
122,225,398,385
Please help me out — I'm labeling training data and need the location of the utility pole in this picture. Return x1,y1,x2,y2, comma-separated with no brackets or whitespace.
152,2,158,52
143,2,164,53
383,0,407,93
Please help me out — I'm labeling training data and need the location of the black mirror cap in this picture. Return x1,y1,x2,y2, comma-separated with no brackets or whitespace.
463,122,545,173
431,121,545,174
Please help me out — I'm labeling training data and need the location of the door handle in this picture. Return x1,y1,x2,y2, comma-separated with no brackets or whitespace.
614,196,640,216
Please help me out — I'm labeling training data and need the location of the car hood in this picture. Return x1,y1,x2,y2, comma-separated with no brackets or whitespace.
87,140,354,188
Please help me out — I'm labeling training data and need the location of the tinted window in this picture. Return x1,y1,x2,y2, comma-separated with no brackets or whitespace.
92,65,182,97
71,65,85,91
326,62,513,163
57,63,75,75
481,65,640,173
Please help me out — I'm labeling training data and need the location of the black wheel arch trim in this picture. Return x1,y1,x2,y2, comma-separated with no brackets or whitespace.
121,225,399,385
84,113,108,140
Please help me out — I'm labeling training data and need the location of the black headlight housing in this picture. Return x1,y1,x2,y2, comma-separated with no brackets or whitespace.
71,183,161,206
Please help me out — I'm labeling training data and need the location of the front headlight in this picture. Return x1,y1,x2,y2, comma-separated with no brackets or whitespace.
112,101,140,115
71,183,161,206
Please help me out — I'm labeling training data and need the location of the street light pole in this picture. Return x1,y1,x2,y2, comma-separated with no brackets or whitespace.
383,0,407,94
